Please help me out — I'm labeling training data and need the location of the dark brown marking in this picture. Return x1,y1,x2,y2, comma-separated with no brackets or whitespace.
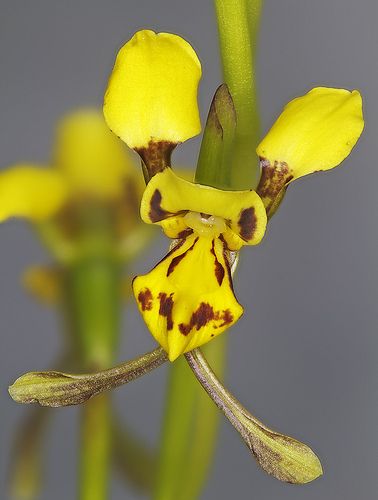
179,302,233,336
210,240,225,286
136,141,176,178
219,309,233,327
148,189,170,222
256,157,293,217
158,292,174,330
238,207,257,241
177,228,193,239
138,288,153,311
166,237,198,277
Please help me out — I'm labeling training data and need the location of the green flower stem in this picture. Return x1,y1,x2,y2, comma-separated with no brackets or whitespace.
66,256,120,500
180,336,227,500
64,207,121,500
153,356,197,500
79,394,111,500
214,0,263,189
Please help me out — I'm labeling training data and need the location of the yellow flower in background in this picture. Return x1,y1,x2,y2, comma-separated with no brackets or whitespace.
0,110,137,223
256,87,364,217
103,30,364,360
0,167,67,222
54,109,135,199
133,168,267,361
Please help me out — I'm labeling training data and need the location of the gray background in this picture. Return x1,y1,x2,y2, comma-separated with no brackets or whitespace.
1,0,377,499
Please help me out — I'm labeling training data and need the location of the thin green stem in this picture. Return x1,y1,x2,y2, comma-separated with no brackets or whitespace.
63,206,121,500
214,0,263,189
153,356,197,500
65,256,120,500
79,394,111,500
180,336,227,500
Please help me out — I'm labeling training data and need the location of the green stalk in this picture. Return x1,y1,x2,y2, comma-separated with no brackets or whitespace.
179,336,227,500
214,0,263,189
64,207,121,500
153,356,197,500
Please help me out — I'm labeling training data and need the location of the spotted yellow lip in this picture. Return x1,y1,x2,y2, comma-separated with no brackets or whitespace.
132,167,267,361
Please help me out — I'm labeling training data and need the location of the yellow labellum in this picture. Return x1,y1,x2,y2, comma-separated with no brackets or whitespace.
140,168,267,248
0,165,67,222
133,168,267,358
104,30,202,149
54,109,135,198
133,235,243,361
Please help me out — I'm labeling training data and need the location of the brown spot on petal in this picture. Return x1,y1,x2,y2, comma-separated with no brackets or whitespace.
167,237,198,277
148,189,171,222
136,141,176,178
138,288,153,311
158,292,174,330
179,302,233,336
238,207,257,241
257,157,293,217
210,240,225,286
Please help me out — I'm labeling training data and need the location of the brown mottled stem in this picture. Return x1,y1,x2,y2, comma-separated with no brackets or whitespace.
185,348,323,484
9,347,168,408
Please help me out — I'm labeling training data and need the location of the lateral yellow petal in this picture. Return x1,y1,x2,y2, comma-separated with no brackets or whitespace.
256,87,364,215
0,165,67,222
257,87,363,177
133,235,243,361
104,30,201,149
54,109,136,198
140,168,267,245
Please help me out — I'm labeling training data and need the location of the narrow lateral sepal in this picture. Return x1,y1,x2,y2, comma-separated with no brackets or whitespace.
185,348,322,484
9,347,167,407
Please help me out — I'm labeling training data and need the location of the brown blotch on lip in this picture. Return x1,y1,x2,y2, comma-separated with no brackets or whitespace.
148,189,171,223
210,240,225,286
138,288,153,311
136,141,176,179
238,207,257,241
166,237,198,277
179,302,233,336
158,292,174,330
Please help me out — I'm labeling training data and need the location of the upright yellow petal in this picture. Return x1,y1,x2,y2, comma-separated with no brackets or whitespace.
133,235,243,361
140,168,267,246
54,109,136,198
103,30,201,149
0,165,67,222
256,87,364,215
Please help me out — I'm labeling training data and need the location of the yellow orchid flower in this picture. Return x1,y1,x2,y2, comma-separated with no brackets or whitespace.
103,30,364,361
0,110,136,224
133,167,267,361
133,85,364,361
256,87,364,217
